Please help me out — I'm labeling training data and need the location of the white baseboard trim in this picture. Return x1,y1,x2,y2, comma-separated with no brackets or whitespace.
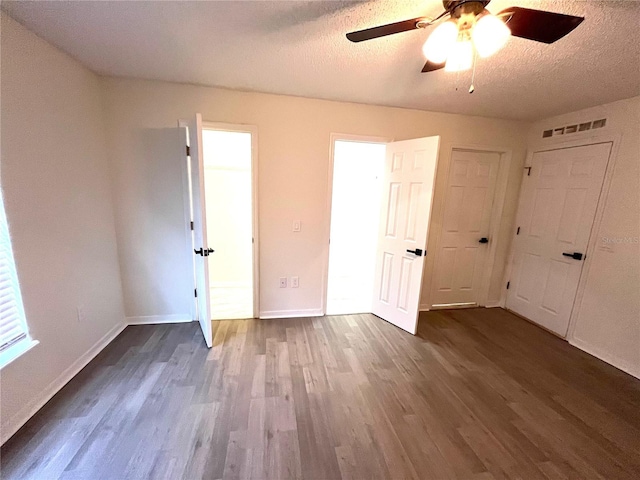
209,281,252,289
126,314,193,325
259,308,324,320
569,337,640,380
1,321,127,446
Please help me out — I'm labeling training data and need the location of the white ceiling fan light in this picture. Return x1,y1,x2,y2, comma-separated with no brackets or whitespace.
423,6,510,72
444,37,474,72
472,12,511,57
422,20,458,64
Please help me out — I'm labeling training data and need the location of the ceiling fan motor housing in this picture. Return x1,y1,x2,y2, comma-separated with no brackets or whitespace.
444,0,491,35
444,0,490,17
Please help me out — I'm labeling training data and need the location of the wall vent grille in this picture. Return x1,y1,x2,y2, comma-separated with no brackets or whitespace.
542,118,606,138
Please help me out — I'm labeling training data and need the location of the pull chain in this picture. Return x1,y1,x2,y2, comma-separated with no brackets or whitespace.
469,50,478,94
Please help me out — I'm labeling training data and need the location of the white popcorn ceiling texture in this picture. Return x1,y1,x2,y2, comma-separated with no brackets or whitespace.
3,0,639,120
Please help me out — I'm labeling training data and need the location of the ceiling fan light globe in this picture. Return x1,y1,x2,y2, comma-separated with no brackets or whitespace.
422,20,458,63
444,39,473,72
472,13,511,58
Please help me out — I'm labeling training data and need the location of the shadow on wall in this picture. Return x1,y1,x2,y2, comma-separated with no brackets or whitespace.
117,127,193,318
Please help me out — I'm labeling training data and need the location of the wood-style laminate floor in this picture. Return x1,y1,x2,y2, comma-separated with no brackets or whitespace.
2,308,640,479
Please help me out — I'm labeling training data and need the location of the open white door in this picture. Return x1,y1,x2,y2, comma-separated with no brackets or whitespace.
372,136,440,334
188,114,213,347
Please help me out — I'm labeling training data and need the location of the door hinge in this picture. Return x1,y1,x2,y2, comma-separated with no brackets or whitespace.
194,288,198,297
506,281,510,290
190,221,194,230
516,226,520,235
186,145,190,156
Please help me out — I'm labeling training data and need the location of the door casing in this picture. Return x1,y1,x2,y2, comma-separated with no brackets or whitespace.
321,133,392,315
422,144,514,311
202,122,260,320
429,149,501,309
180,120,260,320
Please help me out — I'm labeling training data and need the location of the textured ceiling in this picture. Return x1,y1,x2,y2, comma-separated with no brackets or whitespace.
2,0,639,120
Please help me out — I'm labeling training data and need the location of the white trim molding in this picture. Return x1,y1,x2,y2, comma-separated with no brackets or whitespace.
484,303,502,309
1,321,126,445
259,308,324,320
126,314,193,325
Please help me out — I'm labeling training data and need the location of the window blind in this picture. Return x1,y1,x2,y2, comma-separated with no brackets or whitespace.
0,192,28,352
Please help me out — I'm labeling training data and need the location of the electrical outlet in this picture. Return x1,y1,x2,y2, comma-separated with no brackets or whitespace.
293,220,301,232
279,277,287,288
291,276,299,288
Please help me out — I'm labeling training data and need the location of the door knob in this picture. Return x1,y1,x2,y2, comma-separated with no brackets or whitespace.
406,248,424,256
562,252,583,260
478,237,489,244
194,248,215,256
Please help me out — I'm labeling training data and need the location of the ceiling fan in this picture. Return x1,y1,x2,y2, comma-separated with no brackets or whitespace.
346,0,584,74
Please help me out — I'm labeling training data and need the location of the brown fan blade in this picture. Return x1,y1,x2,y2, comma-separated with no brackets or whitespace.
498,6,584,44
422,60,445,73
346,17,427,42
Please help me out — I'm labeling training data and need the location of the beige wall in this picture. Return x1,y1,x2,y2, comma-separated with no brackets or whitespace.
0,15,126,442
101,77,529,321
1,7,635,450
527,96,640,378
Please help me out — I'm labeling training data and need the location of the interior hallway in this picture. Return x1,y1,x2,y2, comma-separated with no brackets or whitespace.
2,308,639,479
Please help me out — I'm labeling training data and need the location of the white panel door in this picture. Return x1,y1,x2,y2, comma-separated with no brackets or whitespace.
188,114,213,348
431,150,500,307
507,142,611,336
372,136,440,334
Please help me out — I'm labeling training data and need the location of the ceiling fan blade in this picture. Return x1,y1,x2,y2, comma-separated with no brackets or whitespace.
346,17,427,42
498,6,584,44
422,60,445,73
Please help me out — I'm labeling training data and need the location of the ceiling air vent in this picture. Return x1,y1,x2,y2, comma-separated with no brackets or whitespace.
542,118,607,138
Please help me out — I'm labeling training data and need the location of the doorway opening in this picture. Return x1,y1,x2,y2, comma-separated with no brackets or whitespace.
201,127,256,320
324,134,440,334
326,140,386,315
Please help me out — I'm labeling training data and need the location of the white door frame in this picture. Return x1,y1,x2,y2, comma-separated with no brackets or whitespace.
501,132,621,340
321,133,392,315
422,143,513,310
180,120,260,319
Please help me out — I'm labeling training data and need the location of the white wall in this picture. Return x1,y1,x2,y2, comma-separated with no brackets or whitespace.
0,14,125,443
527,96,640,378
101,77,529,320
